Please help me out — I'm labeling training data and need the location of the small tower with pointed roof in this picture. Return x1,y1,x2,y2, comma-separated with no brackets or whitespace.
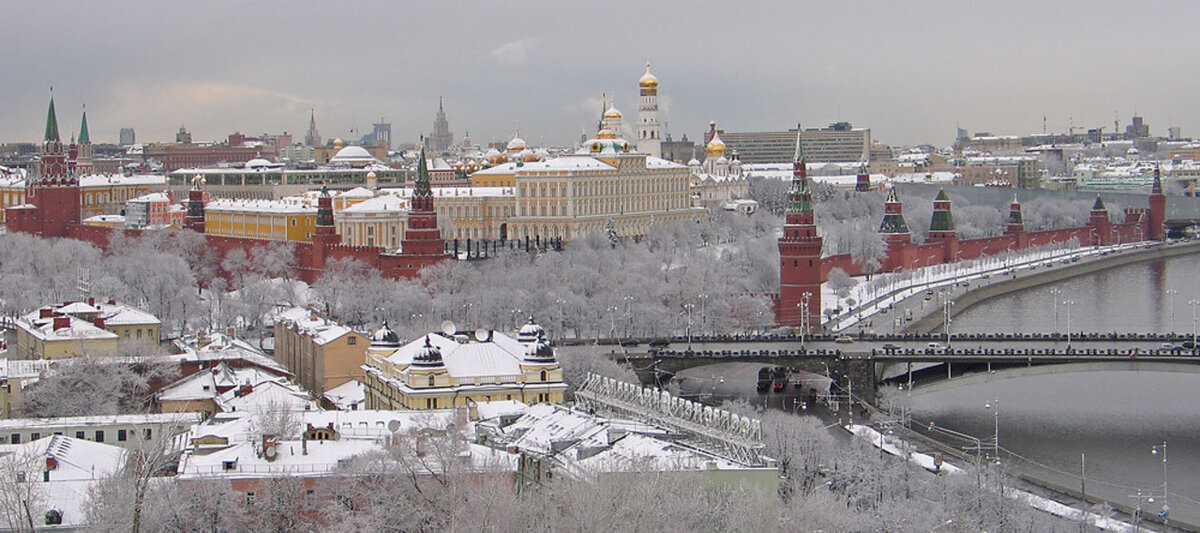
1088,194,1112,245
878,187,912,270
777,143,823,330
1149,165,1166,241
637,62,662,157
184,174,207,233
75,106,93,176
926,189,958,261
1004,194,1030,249
304,109,321,148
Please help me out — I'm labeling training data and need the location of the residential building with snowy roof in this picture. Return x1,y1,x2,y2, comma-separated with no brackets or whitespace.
0,435,128,528
0,412,199,449
157,361,316,416
361,318,566,410
272,307,368,398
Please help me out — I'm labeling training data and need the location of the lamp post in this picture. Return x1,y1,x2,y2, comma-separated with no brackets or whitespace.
1152,442,1169,524
984,397,1000,463
683,303,694,347
1190,300,1199,355
1049,287,1062,333
941,291,954,347
1063,300,1075,348
623,295,634,338
799,292,812,347
555,298,567,340
698,293,709,336
606,306,617,340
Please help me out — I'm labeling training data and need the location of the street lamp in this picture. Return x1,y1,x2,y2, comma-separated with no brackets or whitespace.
1048,287,1062,333
623,295,635,338
683,303,695,347
1063,300,1075,348
984,398,1000,463
1151,442,1169,523
1190,300,1199,355
606,306,618,340
799,292,812,347
941,291,954,347
698,293,709,336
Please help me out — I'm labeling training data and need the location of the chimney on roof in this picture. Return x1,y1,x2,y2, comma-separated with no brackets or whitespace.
52,317,69,330
87,297,95,307
93,318,105,329
107,299,115,305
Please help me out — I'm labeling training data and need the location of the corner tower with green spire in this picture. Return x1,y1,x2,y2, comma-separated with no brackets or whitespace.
75,106,94,175
777,157,823,330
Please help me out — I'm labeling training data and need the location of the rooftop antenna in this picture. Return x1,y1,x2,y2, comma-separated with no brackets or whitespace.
1043,115,1047,134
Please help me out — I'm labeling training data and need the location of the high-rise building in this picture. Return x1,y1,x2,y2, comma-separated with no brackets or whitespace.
637,63,662,158
304,110,321,148
720,123,871,164
372,120,391,150
428,98,453,153
175,126,192,145
119,128,135,146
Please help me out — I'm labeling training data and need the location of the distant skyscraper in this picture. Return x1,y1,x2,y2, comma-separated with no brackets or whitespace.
428,98,453,153
637,63,662,158
304,110,322,147
175,125,192,144
119,127,135,146
372,120,392,150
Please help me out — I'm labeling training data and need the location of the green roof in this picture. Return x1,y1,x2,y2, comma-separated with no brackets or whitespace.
78,110,89,143
414,147,432,198
929,210,955,232
44,97,60,142
1091,195,1106,211
934,189,949,202
786,172,813,213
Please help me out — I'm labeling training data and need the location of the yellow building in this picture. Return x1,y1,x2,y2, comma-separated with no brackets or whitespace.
15,312,119,360
334,193,410,248
273,307,368,397
362,319,566,410
14,300,162,360
204,197,317,242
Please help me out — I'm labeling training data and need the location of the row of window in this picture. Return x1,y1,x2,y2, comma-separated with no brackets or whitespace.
5,427,152,444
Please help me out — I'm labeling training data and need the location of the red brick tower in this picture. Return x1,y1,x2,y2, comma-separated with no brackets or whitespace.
184,175,207,233
1149,166,1166,241
927,189,959,261
878,186,911,271
311,185,341,273
389,147,449,277
1088,194,1112,245
777,159,823,330
27,96,80,238
1004,194,1030,249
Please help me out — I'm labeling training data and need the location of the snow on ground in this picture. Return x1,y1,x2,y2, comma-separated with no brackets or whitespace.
846,424,1136,532
821,241,1155,333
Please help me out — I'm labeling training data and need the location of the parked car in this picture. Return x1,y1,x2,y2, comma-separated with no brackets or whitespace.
619,339,640,347
835,335,854,344
648,338,670,348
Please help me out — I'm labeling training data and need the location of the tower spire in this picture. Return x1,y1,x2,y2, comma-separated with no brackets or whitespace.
45,96,60,143
78,105,89,144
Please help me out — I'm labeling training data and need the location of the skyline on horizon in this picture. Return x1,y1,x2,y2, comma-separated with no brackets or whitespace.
3,2,1198,149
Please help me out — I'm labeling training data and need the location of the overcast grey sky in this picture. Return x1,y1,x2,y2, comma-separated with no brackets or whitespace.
4,1,1199,148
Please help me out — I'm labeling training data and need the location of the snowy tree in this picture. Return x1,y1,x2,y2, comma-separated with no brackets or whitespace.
20,356,176,418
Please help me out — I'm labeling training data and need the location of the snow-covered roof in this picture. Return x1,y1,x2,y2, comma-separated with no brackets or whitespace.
170,332,289,375
157,362,298,405
205,197,317,215
322,379,365,411
338,186,375,198
78,174,166,188
341,194,409,214
95,301,161,326
330,145,378,164
274,307,359,345
126,191,172,203
83,214,126,223
0,436,127,528
220,380,318,413
378,331,529,380
380,186,513,199
645,156,686,170
17,314,118,342
0,412,201,432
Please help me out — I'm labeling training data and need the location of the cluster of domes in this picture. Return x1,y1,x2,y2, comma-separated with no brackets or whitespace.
370,321,401,349
517,317,544,344
518,317,556,364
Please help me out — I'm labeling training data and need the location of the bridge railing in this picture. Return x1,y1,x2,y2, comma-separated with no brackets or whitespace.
592,330,1200,346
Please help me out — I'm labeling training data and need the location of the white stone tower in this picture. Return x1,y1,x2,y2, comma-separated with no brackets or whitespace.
637,63,662,157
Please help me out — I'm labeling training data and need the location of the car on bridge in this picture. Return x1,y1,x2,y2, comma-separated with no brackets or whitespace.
835,335,854,344
648,338,670,348
619,338,641,347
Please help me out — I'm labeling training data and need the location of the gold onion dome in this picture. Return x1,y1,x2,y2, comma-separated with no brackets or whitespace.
639,63,658,89
706,128,726,157
603,106,623,119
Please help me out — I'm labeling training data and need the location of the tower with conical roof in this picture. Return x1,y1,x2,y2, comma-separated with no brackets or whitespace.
637,63,662,157
383,145,449,278
75,106,93,176
777,149,823,330
1149,165,1166,241
1088,194,1112,245
927,189,958,261
24,95,81,238
1003,194,1030,249
877,187,912,270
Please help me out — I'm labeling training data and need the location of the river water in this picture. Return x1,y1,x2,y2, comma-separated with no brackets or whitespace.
913,254,1200,527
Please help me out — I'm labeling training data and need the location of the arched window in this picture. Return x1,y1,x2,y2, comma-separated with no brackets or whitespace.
540,370,547,382
428,375,435,387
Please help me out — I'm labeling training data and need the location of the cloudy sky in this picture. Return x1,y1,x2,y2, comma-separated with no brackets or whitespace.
4,1,1199,148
